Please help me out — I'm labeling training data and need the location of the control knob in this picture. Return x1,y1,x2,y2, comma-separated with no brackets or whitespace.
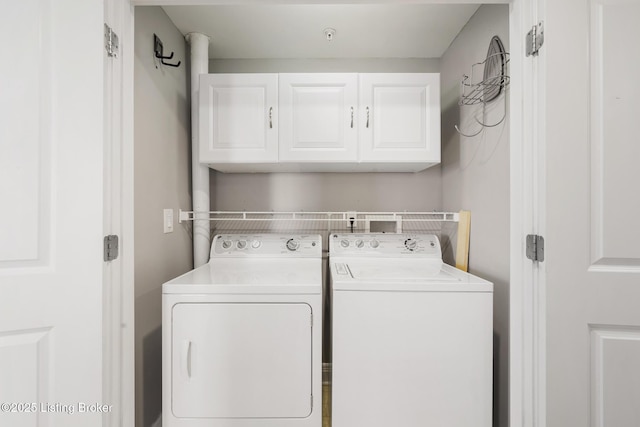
221,240,232,250
340,239,350,248
236,240,247,250
405,238,417,251
355,239,364,248
286,238,300,251
369,239,380,249
251,240,261,249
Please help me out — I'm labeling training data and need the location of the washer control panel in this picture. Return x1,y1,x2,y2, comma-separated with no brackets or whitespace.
330,233,442,258
211,234,322,258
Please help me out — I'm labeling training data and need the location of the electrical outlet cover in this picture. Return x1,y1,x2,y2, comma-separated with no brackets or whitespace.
346,211,357,229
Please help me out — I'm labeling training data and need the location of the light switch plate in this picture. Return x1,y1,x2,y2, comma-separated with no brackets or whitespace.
163,209,174,233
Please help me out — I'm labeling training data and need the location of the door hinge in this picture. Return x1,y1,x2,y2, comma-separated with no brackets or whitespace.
526,234,544,262
104,23,119,58
104,235,119,262
526,21,544,57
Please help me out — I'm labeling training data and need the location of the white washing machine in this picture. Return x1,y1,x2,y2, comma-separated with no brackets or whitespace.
162,234,323,427
330,233,493,427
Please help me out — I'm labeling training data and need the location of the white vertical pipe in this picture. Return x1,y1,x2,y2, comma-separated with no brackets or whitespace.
186,33,210,268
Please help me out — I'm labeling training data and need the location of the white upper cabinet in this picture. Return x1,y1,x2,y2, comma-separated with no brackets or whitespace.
359,73,440,166
279,73,358,163
198,73,440,172
199,74,278,167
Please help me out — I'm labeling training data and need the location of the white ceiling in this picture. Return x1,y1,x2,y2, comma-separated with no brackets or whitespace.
162,4,480,59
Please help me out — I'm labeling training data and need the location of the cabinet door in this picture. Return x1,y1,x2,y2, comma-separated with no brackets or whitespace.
171,303,313,419
199,74,278,164
359,73,440,163
279,73,358,162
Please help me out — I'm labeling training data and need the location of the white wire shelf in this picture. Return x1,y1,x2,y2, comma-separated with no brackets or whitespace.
179,210,461,256
179,210,459,227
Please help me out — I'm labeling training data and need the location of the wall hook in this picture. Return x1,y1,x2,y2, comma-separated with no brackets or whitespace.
154,34,181,68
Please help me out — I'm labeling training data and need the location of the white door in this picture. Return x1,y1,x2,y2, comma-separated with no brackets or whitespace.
0,1,105,426
279,73,358,162
199,73,279,167
542,0,640,425
171,303,312,419
359,73,440,164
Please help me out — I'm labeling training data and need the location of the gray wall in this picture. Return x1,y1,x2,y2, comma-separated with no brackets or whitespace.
440,5,510,427
208,58,442,213
212,171,441,212
134,7,192,427
209,58,440,73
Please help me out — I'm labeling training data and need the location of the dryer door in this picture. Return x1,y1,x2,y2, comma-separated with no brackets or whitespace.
171,303,313,418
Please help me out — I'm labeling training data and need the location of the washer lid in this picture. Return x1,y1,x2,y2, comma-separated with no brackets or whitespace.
163,258,322,294
331,258,492,292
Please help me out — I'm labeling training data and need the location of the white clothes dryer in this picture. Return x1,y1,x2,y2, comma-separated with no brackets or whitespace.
330,233,493,427
163,234,323,427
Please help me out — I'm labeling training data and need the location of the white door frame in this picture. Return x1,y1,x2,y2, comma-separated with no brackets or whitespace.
113,1,540,426
104,1,136,426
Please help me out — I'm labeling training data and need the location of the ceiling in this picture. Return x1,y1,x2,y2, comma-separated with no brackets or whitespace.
162,4,480,59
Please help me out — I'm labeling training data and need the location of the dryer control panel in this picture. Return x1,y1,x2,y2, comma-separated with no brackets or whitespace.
211,234,322,258
330,233,442,258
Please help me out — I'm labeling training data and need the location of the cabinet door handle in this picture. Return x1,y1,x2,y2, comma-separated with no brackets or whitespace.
269,107,273,129
366,106,370,128
350,107,354,128
182,340,192,378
